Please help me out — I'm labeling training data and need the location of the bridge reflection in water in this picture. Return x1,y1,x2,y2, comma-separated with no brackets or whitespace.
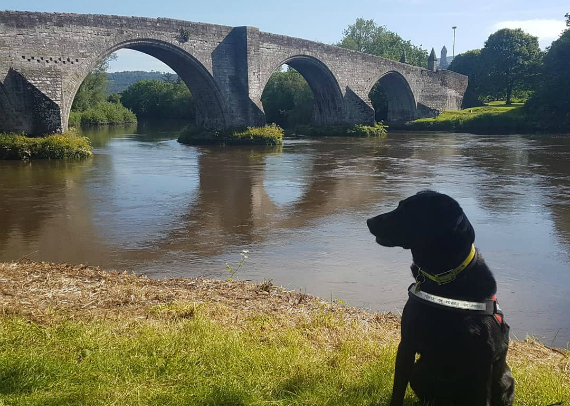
1,126,569,348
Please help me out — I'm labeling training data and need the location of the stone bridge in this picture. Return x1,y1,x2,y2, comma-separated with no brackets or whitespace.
0,11,468,134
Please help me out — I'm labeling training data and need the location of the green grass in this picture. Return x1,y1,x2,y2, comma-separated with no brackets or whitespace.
0,309,567,406
0,311,399,406
0,131,92,160
69,101,137,127
178,124,283,146
294,122,387,137
406,103,534,134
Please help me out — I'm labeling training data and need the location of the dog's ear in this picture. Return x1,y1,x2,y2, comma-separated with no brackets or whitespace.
452,212,475,243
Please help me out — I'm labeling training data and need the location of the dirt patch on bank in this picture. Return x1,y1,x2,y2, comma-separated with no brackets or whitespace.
1,261,568,377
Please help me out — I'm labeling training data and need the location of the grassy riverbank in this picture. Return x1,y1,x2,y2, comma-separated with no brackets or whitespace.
178,124,283,146
0,261,568,405
406,102,534,134
0,132,92,160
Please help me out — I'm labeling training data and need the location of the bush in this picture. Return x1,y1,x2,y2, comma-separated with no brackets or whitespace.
69,101,137,127
178,124,284,146
294,122,387,137
0,131,92,160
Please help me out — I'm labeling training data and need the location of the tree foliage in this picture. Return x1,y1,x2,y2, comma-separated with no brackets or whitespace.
337,18,428,67
525,28,570,130
121,79,195,120
72,54,117,112
479,29,541,104
261,68,313,128
448,50,485,107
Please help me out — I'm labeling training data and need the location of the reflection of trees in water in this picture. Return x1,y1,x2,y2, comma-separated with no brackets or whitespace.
157,138,402,257
0,159,92,256
79,120,187,147
526,136,570,251
457,136,536,213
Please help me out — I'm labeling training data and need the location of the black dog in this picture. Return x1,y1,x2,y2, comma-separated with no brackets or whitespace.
367,190,514,406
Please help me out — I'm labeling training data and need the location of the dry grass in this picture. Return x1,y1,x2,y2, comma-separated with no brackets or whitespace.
1,261,567,370
0,261,400,341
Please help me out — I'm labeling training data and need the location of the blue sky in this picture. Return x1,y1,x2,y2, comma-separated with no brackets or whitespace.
3,0,568,72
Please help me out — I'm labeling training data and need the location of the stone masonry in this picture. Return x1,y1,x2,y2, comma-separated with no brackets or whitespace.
0,11,468,134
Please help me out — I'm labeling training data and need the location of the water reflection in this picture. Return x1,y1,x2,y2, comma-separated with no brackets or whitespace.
1,128,569,347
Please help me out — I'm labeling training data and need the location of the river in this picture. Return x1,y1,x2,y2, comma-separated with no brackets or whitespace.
1,122,569,347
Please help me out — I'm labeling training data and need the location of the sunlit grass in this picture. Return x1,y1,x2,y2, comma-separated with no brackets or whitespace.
0,311,402,406
407,102,532,134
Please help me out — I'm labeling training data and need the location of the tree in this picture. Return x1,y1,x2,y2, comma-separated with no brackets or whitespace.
120,79,195,120
261,68,313,128
72,54,117,111
448,49,485,107
479,29,541,104
337,18,428,67
566,12,569,27
162,73,177,84
525,28,570,130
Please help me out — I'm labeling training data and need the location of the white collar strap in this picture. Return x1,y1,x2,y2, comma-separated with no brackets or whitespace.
408,284,497,314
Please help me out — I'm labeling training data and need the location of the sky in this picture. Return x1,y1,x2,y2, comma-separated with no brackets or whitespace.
3,0,568,72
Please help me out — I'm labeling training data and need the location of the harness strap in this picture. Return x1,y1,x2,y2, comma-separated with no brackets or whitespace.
408,284,506,328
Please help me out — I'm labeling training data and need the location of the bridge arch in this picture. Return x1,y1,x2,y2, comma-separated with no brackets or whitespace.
65,38,228,130
260,55,345,126
368,71,417,122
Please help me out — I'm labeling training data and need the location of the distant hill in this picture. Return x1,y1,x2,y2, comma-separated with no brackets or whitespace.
107,71,179,94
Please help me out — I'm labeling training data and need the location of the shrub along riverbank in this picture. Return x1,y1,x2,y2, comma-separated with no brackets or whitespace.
0,261,568,406
294,122,387,137
68,101,137,127
178,124,284,146
0,132,92,160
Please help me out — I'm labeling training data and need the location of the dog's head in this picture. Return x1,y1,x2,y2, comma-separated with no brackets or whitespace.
366,190,475,251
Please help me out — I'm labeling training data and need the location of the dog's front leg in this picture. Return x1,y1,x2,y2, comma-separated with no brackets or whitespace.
390,340,415,406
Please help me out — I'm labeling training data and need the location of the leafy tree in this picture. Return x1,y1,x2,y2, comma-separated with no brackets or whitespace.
337,18,428,67
162,73,177,84
121,79,195,120
368,82,388,121
566,12,569,27
525,27,570,130
448,49,485,107
479,29,541,104
261,68,313,128
72,54,117,112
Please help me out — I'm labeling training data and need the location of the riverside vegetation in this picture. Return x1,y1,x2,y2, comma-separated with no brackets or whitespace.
178,124,284,146
406,103,530,134
0,131,92,160
0,261,568,406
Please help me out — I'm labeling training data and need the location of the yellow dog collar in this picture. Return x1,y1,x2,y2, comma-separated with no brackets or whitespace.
418,244,476,285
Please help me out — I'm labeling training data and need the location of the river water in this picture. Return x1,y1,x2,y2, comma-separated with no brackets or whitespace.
1,122,569,347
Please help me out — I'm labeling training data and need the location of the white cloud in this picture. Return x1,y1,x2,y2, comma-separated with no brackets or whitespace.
491,19,566,48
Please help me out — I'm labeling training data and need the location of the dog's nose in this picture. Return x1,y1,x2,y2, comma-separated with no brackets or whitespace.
366,217,376,232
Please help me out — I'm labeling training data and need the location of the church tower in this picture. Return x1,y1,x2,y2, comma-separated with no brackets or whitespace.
440,46,449,69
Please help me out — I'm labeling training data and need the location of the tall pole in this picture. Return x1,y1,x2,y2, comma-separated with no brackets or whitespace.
452,26,457,59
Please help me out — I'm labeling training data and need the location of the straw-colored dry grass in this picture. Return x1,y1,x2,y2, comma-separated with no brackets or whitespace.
0,261,568,406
